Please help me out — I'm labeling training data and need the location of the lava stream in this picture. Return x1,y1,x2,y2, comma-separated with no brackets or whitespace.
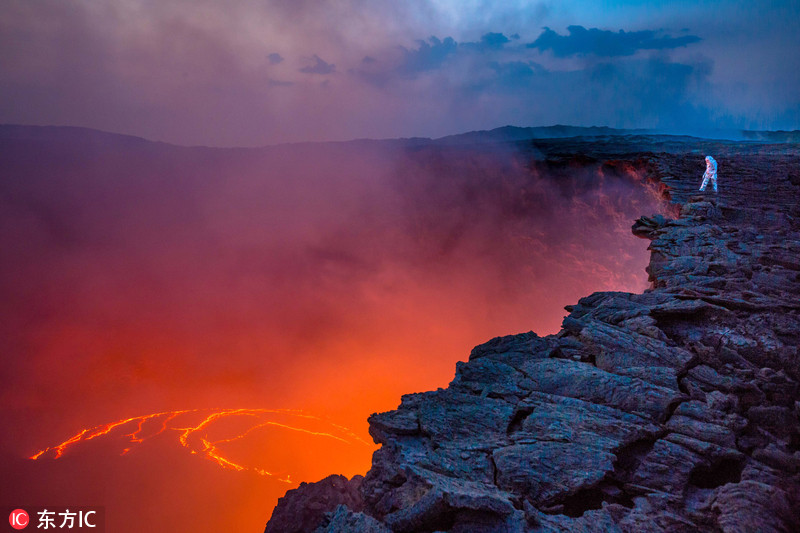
30,408,368,483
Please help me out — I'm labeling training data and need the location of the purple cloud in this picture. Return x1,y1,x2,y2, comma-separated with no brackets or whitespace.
299,55,335,74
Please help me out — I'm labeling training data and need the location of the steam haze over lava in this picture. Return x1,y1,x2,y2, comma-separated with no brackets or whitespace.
1,130,669,531
1,0,797,531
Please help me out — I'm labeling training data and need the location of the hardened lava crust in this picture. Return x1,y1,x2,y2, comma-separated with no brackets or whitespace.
266,137,800,533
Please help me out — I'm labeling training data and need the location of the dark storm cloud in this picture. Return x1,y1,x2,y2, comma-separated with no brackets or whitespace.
299,54,336,74
461,32,511,52
350,36,457,84
528,25,701,57
359,25,697,89
353,31,517,85
352,25,709,127
345,17,719,136
0,0,796,145
391,32,516,76
399,36,458,74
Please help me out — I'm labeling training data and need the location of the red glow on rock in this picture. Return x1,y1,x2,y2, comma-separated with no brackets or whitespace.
1,136,671,532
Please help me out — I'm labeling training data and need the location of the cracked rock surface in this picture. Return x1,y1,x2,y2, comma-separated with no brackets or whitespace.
266,139,800,532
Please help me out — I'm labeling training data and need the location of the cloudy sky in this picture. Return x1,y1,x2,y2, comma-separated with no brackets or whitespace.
1,0,799,145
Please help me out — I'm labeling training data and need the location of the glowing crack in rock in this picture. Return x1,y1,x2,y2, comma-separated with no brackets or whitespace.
30,408,369,483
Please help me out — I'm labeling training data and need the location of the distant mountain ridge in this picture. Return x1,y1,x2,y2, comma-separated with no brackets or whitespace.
434,125,800,145
0,124,153,146
433,125,652,144
1,123,798,148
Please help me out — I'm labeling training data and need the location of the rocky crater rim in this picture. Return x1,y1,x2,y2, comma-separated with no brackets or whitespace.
266,146,800,533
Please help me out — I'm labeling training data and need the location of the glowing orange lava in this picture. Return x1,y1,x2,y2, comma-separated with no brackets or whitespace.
30,408,369,483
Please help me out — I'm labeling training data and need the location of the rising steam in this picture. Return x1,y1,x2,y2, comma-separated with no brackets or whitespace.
0,131,670,532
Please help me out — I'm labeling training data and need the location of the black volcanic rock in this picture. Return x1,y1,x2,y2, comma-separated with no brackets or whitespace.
265,141,800,532
265,475,364,533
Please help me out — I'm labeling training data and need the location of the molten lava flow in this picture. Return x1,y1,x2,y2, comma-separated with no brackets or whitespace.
30,408,368,483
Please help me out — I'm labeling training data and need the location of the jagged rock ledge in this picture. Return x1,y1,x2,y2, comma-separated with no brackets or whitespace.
266,148,800,533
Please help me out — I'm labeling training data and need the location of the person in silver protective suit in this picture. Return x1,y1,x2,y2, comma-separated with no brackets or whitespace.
699,155,718,192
